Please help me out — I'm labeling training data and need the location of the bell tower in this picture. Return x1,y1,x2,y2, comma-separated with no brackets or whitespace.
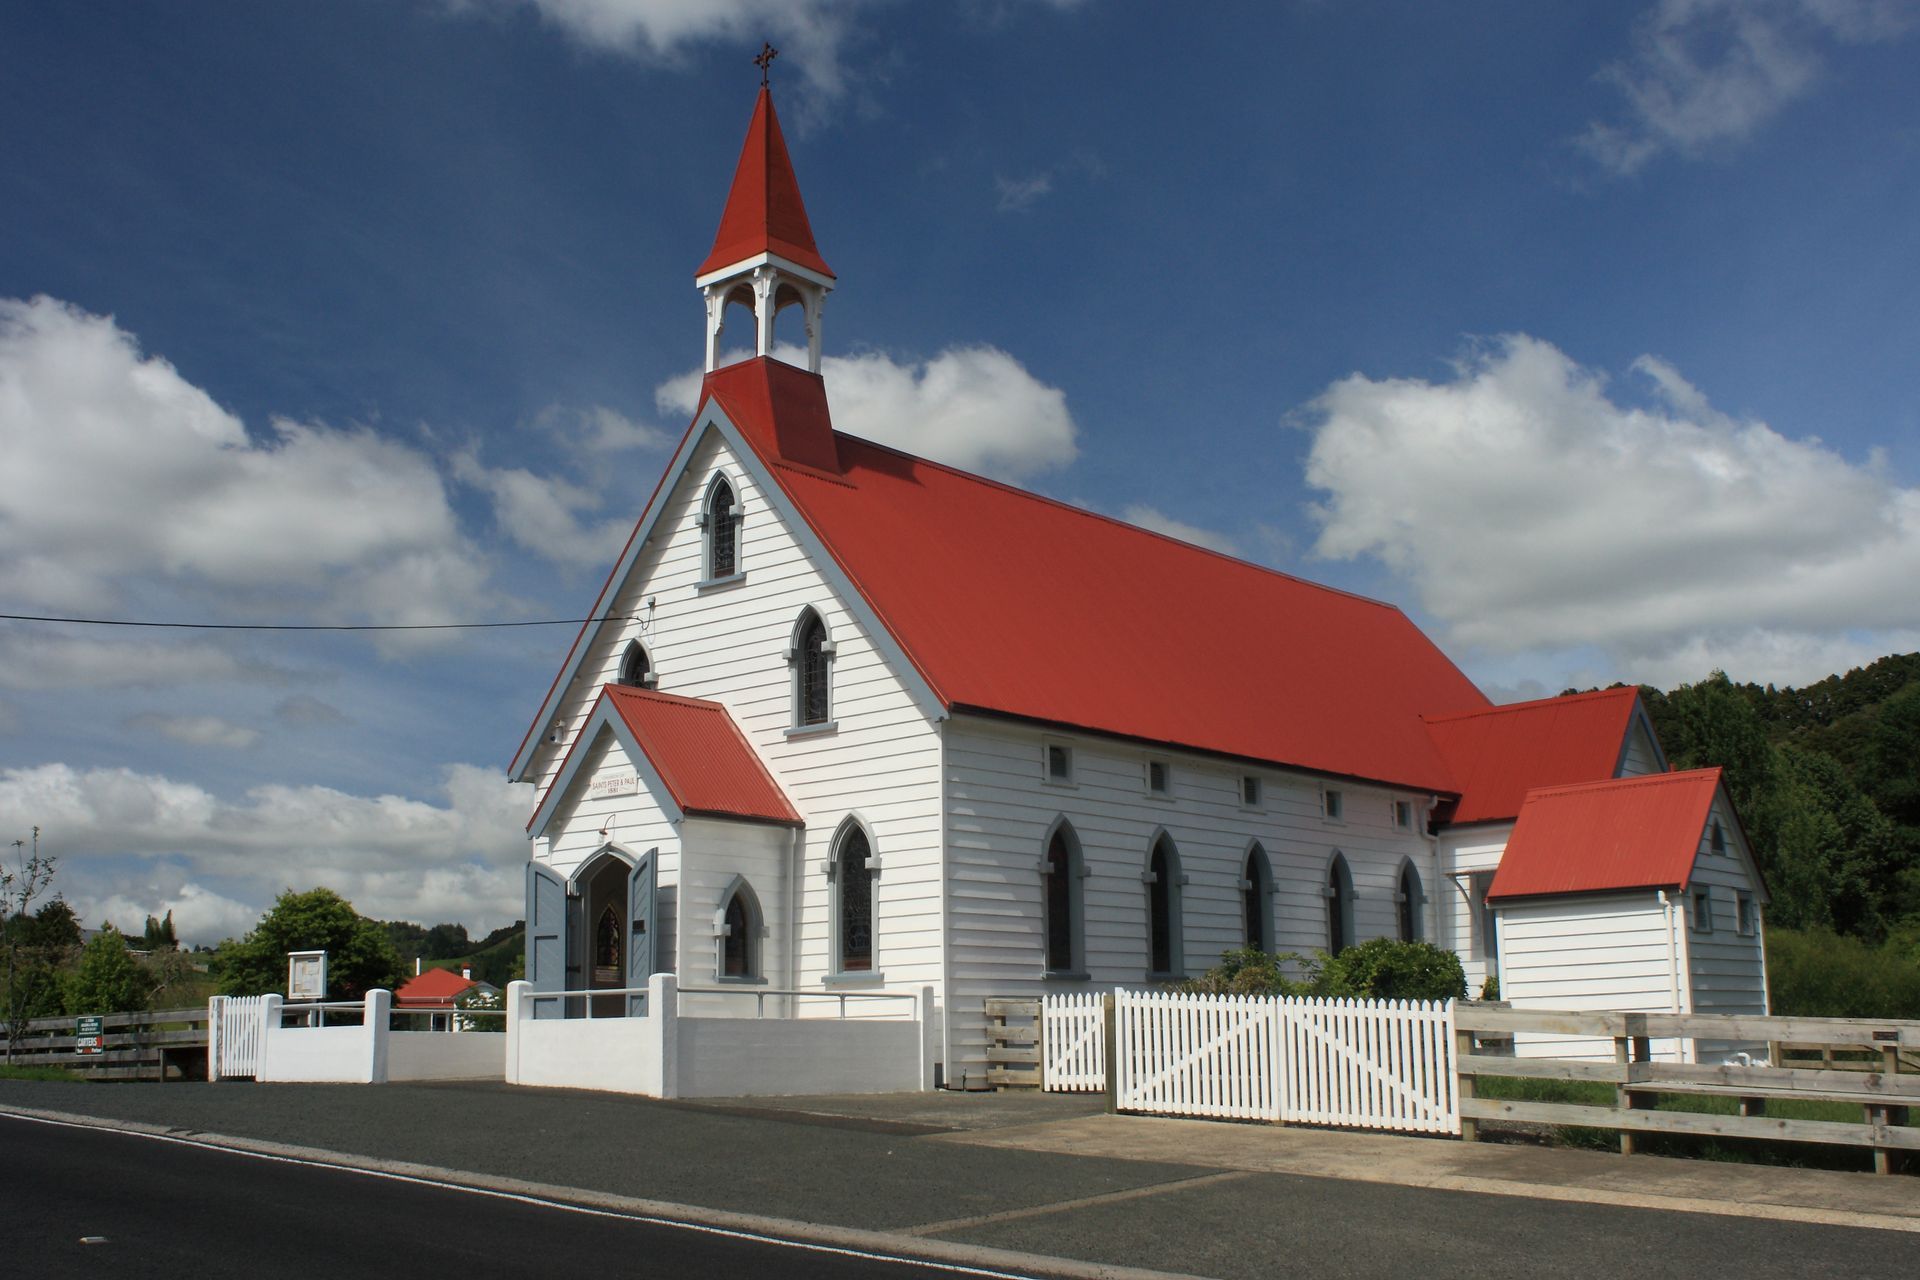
696,56,835,374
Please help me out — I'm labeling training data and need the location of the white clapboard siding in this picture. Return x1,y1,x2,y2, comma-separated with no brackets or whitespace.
523,430,946,1006
1682,793,1770,1060
943,716,1438,1074
1500,893,1686,1061
1041,992,1107,1091
1109,990,1458,1134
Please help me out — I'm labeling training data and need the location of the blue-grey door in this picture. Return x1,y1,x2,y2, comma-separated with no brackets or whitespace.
525,862,568,1020
627,849,657,1017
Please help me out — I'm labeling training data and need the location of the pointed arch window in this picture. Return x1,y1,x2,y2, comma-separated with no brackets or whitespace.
718,880,762,981
1326,853,1355,956
1396,860,1425,943
618,640,655,689
834,824,874,973
1146,834,1185,977
1043,822,1085,975
790,609,834,729
702,475,742,581
1242,844,1274,953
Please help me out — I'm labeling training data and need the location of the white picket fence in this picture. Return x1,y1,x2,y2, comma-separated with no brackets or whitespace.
1041,991,1107,1091
1045,990,1459,1135
210,994,271,1079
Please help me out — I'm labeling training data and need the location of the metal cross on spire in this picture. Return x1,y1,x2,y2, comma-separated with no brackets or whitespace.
754,42,779,86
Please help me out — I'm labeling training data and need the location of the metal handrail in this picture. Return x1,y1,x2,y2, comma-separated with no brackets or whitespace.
675,984,920,1020
525,986,651,1019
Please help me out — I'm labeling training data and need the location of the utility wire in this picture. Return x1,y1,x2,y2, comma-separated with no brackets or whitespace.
0,612,636,632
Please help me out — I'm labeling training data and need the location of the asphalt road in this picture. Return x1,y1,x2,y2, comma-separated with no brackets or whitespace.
3,1081,1916,1279
2,1115,1055,1280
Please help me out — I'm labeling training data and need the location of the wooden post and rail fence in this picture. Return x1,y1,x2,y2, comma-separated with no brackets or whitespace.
3,1006,212,1080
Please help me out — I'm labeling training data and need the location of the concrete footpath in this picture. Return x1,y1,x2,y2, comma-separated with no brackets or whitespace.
2,1080,1916,1278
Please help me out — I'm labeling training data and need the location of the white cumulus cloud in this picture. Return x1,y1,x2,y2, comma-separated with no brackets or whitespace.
0,761,531,943
1580,0,1917,174
1303,334,1920,687
0,296,492,631
659,345,1079,483
454,451,637,568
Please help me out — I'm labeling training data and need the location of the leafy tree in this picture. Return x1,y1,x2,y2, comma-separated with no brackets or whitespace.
423,922,470,960
2,830,62,1062
141,910,177,951
213,888,404,999
65,927,154,1015
1312,938,1467,1002
1766,926,1920,1020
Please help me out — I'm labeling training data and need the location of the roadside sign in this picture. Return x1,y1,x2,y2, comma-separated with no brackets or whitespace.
288,950,328,1000
75,1015,104,1056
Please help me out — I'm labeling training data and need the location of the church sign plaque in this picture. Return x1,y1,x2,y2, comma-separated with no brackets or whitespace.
589,774,639,800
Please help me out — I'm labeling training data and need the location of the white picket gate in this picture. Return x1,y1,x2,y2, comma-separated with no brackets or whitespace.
211,995,270,1079
1102,990,1459,1135
1041,992,1106,1091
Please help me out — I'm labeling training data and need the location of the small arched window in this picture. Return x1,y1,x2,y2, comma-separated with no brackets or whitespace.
719,882,761,980
1326,853,1355,956
1242,844,1274,953
1146,834,1184,976
704,476,740,580
1043,822,1083,974
793,610,832,727
618,640,654,688
835,825,874,973
1396,860,1424,943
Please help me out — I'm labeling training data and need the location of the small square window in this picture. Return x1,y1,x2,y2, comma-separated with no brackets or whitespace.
1240,775,1261,808
1736,892,1757,936
1323,788,1343,821
1045,743,1073,784
1393,800,1413,829
1691,888,1713,933
1146,759,1171,796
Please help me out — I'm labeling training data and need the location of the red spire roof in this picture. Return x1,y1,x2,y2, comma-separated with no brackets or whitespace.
1424,687,1644,825
697,87,834,281
1488,768,1723,900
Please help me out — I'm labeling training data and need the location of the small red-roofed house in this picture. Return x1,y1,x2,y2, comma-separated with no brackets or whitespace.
507,83,1772,1083
394,967,500,1033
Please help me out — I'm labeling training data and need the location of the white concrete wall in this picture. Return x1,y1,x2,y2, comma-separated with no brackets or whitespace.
1499,894,1685,1061
674,1014,923,1097
507,1012,666,1095
386,1030,506,1082
255,992,389,1084
941,715,1438,1073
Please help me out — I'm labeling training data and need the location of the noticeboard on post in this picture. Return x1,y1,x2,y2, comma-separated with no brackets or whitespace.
287,950,328,1001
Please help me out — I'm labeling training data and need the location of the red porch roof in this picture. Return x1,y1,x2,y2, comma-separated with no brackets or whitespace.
393,967,478,1008
1487,768,1722,900
1425,687,1643,825
603,684,803,826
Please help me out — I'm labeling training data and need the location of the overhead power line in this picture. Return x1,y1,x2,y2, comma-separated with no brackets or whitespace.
0,612,636,633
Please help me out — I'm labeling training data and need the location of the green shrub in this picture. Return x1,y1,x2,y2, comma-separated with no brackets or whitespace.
1183,948,1309,997
1766,926,1920,1019
1312,938,1467,1002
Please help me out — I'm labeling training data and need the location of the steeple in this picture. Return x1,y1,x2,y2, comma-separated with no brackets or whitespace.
697,83,835,374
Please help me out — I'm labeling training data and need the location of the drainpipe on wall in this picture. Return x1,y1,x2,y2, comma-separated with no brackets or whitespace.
785,824,805,1019
1656,890,1681,1013
1421,796,1443,948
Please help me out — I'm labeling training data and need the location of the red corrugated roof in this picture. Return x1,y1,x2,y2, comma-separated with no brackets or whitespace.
393,967,477,1008
699,359,1491,792
604,684,803,826
1425,688,1642,825
696,87,834,280
1488,768,1722,900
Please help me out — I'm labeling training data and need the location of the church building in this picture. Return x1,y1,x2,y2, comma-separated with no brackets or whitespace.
512,84,1771,1080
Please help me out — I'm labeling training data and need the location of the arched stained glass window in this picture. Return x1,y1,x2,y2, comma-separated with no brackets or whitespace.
1327,853,1355,956
796,611,831,726
837,826,873,972
707,477,738,579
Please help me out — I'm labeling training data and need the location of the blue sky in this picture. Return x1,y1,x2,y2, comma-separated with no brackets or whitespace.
3,1,1917,941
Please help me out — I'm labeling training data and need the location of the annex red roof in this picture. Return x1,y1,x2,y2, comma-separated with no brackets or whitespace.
604,684,803,826
699,360,1491,792
1425,688,1642,825
697,87,834,280
393,967,478,1008
1487,768,1722,900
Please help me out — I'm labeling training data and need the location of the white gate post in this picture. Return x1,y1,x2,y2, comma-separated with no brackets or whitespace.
651,972,679,1098
365,988,391,1084
206,996,223,1082
504,980,528,1085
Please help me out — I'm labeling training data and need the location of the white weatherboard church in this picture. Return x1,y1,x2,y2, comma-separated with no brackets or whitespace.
512,84,1772,1082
